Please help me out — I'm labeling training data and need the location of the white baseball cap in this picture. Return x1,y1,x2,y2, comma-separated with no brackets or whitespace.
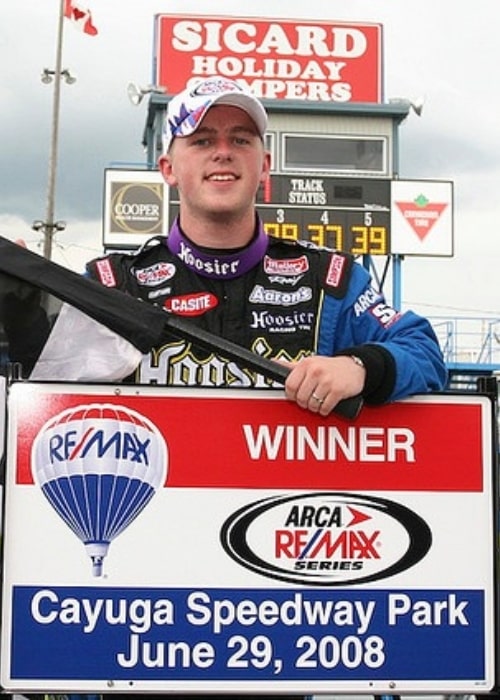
162,77,268,152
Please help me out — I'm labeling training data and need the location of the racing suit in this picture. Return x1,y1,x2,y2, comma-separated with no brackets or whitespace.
82,219,447,403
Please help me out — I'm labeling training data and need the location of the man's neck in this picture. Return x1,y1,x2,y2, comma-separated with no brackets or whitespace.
179,209,256,249
166,217,269,280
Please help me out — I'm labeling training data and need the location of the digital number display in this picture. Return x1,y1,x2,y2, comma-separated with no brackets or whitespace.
258,207,389,256
256,176,391,256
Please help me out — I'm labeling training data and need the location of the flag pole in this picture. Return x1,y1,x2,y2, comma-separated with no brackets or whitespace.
42,0,66,260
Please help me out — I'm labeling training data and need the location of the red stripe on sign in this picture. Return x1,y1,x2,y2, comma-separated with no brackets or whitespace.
13,392,485,492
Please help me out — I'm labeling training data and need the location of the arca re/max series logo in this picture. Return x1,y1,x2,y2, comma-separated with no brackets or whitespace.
220,492,432,586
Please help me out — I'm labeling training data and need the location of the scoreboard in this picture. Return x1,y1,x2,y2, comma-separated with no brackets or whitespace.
169,175,391,256
103,170,452,257
256,175,390,255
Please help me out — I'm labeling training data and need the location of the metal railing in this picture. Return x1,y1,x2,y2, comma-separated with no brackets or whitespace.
430,316,500,368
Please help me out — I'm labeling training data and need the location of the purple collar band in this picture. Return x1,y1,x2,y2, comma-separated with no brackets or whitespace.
166,219,269,280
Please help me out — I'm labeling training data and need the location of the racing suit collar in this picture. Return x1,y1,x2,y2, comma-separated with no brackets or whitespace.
166,217,269,280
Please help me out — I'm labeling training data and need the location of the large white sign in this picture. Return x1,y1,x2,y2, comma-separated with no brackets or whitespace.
0,383,496,694
391,179,454,256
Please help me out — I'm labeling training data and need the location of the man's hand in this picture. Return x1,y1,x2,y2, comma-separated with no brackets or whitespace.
283,355,366,416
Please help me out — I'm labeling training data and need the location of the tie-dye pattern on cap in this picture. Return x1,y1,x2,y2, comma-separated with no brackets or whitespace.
162,76,268,153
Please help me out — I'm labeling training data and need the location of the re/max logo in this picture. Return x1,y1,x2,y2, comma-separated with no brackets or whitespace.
47,428,151,464
275,529,380,560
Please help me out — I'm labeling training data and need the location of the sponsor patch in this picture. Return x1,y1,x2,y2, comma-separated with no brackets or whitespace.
353,287,383,317
133,262,176,287
264,255,309,276
147,286,172,300
369,302,402,328
164,292,218,317
95,259,117,288
250,309,315,333
249,285,313,306
268,275,304,286
325,253,346,288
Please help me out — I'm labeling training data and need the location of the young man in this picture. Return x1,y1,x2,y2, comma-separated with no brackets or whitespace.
81,76,446,415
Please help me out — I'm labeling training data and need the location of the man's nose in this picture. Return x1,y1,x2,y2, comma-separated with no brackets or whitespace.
212,138,233,160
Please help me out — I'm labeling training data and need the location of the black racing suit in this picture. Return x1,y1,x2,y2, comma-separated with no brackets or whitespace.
83,221,446,403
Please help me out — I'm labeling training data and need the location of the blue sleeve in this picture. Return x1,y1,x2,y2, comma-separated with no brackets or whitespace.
317,260,448,403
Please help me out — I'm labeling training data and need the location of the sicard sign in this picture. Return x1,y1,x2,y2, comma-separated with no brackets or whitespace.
154,14,383,102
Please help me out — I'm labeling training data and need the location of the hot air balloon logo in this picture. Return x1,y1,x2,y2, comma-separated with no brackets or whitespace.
31,403,168,576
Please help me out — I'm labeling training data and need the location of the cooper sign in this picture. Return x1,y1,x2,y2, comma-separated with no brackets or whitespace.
154,15,383,102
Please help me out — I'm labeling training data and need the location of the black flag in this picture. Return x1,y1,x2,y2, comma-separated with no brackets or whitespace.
0,236,363,418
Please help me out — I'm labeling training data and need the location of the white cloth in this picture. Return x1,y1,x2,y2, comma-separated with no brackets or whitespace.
30,302,143,382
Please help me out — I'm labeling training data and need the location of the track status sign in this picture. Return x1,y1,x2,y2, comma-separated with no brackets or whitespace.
256,175,391,256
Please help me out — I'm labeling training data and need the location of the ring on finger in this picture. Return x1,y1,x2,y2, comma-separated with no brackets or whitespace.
311,392,324,405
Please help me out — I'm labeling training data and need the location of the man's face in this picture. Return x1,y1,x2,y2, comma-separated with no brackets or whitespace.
159,105,270,223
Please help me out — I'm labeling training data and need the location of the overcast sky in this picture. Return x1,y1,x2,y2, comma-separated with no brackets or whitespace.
1,1,499,329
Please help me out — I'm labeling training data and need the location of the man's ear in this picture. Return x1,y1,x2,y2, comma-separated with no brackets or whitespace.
259,151,272,185
158,154,177,186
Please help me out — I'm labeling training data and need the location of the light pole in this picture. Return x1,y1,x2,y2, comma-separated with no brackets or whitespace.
32,0,76,260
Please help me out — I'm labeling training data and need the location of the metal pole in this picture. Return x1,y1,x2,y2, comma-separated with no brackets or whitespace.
392,253,402,311
42,0,65,260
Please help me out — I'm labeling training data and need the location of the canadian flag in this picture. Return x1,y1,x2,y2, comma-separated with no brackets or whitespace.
64,0,98,36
